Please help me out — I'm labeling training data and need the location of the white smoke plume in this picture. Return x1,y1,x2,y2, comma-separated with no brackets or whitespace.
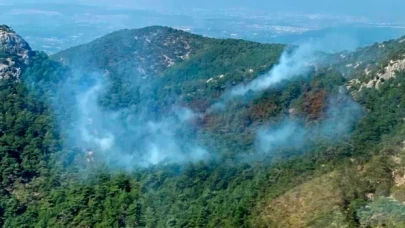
256,95,363,155
76,79,115,153
56,71,210,170
256,120,306,154
231,43,319,97
207,42,324,113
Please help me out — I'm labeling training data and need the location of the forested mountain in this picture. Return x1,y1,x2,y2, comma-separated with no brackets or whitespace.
1,24,405,227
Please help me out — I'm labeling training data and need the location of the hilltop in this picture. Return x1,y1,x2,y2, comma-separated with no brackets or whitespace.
52,26,207,78
0,25,33,80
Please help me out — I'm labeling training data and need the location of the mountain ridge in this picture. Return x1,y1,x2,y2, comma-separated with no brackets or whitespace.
51,26,207,78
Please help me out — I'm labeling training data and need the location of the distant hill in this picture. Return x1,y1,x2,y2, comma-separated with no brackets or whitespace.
273,26,405,51
52,26,207,78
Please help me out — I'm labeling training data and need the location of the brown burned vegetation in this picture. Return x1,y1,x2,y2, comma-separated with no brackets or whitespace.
302,90,327,120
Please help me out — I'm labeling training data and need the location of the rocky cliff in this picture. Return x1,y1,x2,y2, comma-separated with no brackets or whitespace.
0,25,32,80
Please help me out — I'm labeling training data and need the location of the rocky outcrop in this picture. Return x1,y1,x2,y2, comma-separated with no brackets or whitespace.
0,25,32,80
378,59,405,80
347,58,405,91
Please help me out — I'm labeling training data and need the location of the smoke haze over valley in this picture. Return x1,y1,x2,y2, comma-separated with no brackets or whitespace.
1,1,405,227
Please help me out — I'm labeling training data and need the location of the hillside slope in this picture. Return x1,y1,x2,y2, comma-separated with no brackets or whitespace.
52,26,208,78
1,25,405,227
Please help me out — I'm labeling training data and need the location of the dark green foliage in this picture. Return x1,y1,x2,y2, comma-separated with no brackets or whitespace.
0,76,57,226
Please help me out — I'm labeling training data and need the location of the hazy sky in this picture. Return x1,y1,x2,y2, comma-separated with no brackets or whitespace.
78,0,404,19
5,0,405,21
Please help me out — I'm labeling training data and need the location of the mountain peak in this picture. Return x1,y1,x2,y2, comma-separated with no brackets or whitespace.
0,25,31,54
0,25,32,81
0,25,14,33
52,25,204,77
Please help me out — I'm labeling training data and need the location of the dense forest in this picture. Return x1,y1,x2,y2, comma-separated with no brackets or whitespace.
1,25,405,227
